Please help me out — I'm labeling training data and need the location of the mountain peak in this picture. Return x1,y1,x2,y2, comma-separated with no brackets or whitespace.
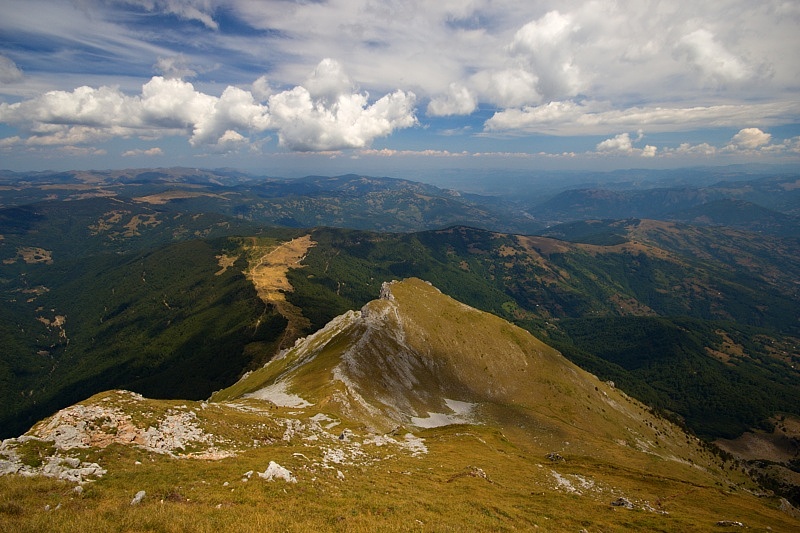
224,278,667,457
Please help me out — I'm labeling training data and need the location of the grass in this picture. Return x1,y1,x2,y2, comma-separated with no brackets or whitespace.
2,386,797,532
2,422,796,532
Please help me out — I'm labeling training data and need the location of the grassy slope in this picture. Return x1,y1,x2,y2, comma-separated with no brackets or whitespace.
2,424,794,532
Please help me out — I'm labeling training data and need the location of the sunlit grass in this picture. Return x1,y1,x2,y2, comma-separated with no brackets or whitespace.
2,419,796,532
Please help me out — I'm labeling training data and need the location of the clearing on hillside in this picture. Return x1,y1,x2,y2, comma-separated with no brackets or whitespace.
243,235,316,348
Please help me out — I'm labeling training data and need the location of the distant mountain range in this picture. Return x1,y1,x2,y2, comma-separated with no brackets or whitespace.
529,174,800,236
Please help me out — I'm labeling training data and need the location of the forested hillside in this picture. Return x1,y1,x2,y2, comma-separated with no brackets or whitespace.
1,167,798,446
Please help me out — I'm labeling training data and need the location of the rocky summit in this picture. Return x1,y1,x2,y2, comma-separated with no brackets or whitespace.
1,279,797,531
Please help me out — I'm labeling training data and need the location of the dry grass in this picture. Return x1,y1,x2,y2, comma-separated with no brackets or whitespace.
5,246,54,265
242,235,316,348
2,417,797,532
132,190,223,205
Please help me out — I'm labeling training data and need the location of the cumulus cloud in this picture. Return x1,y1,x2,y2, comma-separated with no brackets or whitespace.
640,144,657,157
359,148,470,158
597,132,636,153
596,131,656,157
787,137,800,154
0,59,417,152
59,145,107,156
303,59,354,104
251,75,272,102
188,84,269,146
2,1,799,162
663,142,717,156
0,85,131,129
729,127,771,149
675,29,750,84
427,83,477,116
508,10,583,101
267,85,416,151
471,69,540,108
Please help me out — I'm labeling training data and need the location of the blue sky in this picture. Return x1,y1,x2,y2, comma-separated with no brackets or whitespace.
1,0,799,178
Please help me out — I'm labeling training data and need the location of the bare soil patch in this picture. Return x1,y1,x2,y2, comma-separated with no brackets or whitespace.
4,247,53,265
123,213,161,236
716,415,800,463
243,235,316,348
133,190,224,205
215,254,238,276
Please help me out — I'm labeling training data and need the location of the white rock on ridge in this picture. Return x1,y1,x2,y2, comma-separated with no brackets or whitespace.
0,437,107,483
258,461,297,483
130,490,146,505
23,392,231,459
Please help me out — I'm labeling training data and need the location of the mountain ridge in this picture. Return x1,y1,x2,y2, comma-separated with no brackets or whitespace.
218,278,720,466
2,278,797,530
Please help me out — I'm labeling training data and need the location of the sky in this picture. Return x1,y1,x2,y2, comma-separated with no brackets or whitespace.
0,0,799,178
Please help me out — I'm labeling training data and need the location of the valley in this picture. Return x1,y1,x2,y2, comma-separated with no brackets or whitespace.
0,166,799,529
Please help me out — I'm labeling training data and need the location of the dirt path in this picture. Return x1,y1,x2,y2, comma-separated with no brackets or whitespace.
243,235,316,348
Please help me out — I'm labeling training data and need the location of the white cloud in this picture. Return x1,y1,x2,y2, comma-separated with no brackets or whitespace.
597,132,635,153
217,129,244,143
0,85,131,129
641,144,657,158
729,127,771,149
359,148,470,158
188,84,270,146
139,76,217,133
1,1,800,162
251,75,272,102
508,10,583,101
154,55,197,80
122,147,163,156
471,69,540,108
59,145,107,156
484,100,800,136
0,59,417,152
0,55,23,84
675,29,750,84
427,83,477,116
113,0,218,30
267,85,417,152
595,131,656,157
303,59,354,104
663,142,717,156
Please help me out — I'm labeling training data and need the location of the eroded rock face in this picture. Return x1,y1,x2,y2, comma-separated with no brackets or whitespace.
21,391,230,459
0,436,106,484
379,281,396,301
0,391,238,484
